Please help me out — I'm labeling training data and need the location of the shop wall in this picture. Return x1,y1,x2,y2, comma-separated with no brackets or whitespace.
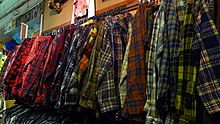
42,0,74,33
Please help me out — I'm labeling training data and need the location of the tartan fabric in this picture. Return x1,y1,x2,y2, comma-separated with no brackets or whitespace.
166,0,182,119
79,23,105,110
123,3,150,116
1,46,20,98
11,38,35,98
175,1,197,123
119,18,133,108
145,2,165,123
145,6,156,66
111,14,131,108
192,3,220,114
55,28,82,107
35,33,65,106
96,17,122,113
78,25,98,88
176,0,185,27
2,45,20,83
64,24,94,106
207,0,215,20
51,28,75,103
1,52,11,84
19,36,52,105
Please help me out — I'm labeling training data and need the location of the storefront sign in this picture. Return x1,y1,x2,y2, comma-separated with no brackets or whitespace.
16,1,43,27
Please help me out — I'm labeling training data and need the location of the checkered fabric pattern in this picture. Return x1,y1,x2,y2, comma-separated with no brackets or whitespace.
35,33,64,106
96,17,120,113
123,4,150,117
2,45,20,99
166,0,182,120
175,0,197,123
64,24,93,106
51,28,75,103
145,2,165,123
3,38,34,99
192,3,220,114
119,18,133,108
12,38,34,99
19,36,52,105
79,23,105,110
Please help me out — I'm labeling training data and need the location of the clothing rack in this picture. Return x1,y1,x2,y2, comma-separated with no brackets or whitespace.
43,2,140,36
74,1,140,25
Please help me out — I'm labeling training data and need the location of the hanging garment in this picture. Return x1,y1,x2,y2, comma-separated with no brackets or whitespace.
175,0,197,123
58,24,93,107
79,22,105,111
119,18,133,108
18,36,52,105
123,4,151,122
166,0,182,123
145,1,166,123
192,3,220,114
2,45,21,99
10,38,35,99
64,24,94,106
51,28,75,103
35,32,65,107
78,25,98,110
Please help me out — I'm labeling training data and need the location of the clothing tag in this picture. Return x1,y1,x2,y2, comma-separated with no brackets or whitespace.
71,2,75,24
88,0,95,18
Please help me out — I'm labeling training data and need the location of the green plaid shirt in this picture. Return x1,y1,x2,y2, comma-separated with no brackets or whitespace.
79,23,105,110
165,0,182,123
119,18,133,108
176,0,197,123
145,2,166,123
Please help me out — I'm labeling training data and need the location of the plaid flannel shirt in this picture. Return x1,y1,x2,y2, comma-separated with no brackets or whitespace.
11,38,34,99
175,1,197,123
123,4,150,117
96,17,122,113
56,28,82,107
2,46,20,98
145,6,156,66
51,28,75,103
35,33,64,106
166,1,182,122
64,24,93,106
78,25,98,89
145,2,165,123
19,36,52,105
192,3,220,114
79,23,105,111
3,45,20,83
112,14,131,107
119,18,133,108
66,25,97,105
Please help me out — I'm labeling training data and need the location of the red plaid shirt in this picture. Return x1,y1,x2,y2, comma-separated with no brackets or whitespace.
18,36,52,105
35,31,67,106
1,46,20,98
11,38,35,99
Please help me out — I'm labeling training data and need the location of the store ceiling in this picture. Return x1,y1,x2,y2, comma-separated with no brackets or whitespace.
0,0,20,18
0,0,29,19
